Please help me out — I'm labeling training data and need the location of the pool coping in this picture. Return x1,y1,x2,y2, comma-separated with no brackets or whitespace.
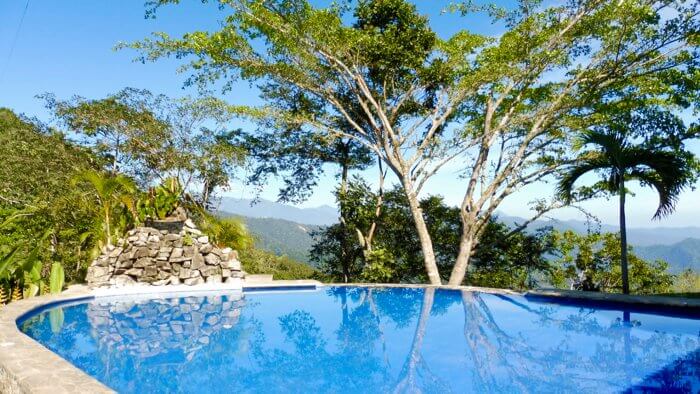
2,282,700,393
0,286,112,394
525,288,700,311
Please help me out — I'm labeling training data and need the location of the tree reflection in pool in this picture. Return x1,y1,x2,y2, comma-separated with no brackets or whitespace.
18,287,700,393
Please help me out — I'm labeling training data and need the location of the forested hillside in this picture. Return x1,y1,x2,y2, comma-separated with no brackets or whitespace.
220,213,320,265
224,205,700,275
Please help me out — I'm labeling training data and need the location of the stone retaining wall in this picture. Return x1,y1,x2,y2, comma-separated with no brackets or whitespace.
86,219,243,287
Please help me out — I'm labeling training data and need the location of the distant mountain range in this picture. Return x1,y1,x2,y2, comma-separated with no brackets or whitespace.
217,197,337,225
496,214,700,247
635,239,700,273
217,197,700,272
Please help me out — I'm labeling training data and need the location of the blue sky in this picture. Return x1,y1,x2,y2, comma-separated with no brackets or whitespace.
1,0,699,228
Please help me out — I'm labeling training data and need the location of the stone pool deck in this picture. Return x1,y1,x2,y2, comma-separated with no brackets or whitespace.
0,285,110,394
1,282,699,393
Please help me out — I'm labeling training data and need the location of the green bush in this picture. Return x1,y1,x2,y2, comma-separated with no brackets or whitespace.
238,248,320,280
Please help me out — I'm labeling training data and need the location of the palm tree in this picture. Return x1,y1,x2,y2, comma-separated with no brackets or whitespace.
73,170,137,247
557,128,690,294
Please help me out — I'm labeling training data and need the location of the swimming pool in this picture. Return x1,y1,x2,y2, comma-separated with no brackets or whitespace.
17,286,700,393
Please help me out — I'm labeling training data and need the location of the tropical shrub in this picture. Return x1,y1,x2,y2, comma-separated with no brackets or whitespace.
550,231,674,295
136,177,182,221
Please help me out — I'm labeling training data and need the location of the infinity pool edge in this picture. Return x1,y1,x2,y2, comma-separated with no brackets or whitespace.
4,283,700,393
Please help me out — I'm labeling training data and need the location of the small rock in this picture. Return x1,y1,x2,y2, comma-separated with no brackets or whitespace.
113,276,136,286
184,227,202,236
204,253,220,266
164,234,180,242
223,259,241,271
197,236,209,244
134,258,152,268
125,268,144,277
206,275,222,284
191,253,205,270
184,277,204,286
178,268,192,279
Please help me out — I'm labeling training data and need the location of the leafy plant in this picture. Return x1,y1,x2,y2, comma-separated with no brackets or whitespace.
136,177,183,220
72,170,137,247
49,263,65,294
198,215,252,250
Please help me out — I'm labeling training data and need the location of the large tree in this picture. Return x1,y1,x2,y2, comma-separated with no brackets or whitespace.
42,88,167,176
45,90,246,208
129,0,700,284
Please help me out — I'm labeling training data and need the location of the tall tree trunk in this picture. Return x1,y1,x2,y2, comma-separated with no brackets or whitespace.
201,178,211,209
402,179,442,285
448,230,476,286
619,175,630,295
338,146,351,283
105,207,112,248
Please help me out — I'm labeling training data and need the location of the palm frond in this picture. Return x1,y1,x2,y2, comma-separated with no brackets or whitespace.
624,148,690,218
556,153,611,203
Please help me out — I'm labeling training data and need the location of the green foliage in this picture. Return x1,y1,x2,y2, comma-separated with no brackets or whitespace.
558,110,698,219
41,88,168,176
468,222,556,291
360,248,395,283
49,263,65,294
44,90,246,208
72,169,138,247
238,248,320,280
0,246,20,280
137,177,182,220
197,214,253,251
312,177,555,289
673,269,700,294
0,109,101,286
550,231,674,295
558,109,697,293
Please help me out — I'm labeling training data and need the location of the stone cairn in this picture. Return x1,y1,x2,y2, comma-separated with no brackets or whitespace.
86,211,243,287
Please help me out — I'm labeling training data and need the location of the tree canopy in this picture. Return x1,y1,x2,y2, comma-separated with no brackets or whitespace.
128,0,700,285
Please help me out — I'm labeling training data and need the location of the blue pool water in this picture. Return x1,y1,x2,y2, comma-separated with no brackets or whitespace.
17,287,700,393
